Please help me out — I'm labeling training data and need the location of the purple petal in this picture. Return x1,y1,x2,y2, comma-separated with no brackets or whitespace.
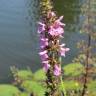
42,60,49,64
40,38,48,48
49,27,64,36
39,50,47,55
39,50,48,61
60,44,66,47
54,65,61,76
40,54,48,61
59,47,70,57
43,63,50,72
58,16,64,21
47,11,56,18
37,22,45,33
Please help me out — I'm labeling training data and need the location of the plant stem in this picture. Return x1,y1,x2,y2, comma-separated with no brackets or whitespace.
81,0,91,95
81,34,91,96
60,76,67,96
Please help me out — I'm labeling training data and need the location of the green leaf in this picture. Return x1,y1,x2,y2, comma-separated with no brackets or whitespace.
19,92,29,96
21,80,46,96
59,81,81,90
88,81,96,91
0,84,20,96
16,70,33,80
63,63,84,77
34,69,46,81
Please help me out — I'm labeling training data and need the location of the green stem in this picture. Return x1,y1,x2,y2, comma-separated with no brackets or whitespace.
60,76,67,96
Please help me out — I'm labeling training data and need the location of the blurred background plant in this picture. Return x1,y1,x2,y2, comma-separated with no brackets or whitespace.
0,61,96,96
73,0,96,95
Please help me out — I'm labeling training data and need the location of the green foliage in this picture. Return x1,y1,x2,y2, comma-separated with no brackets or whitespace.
21,80,46,96
12,68,46,96
63,63,84,77
2,68,46,96
34,69,46,81
19,92,29,96
0,84,20,96
59,81,81,91
16,70,33,80
88,81,96,92
0,67,96,96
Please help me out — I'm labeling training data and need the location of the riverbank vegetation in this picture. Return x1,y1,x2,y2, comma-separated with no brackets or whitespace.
0,63,96,96
0,0,95,96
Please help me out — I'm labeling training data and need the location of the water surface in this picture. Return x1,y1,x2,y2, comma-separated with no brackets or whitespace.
0,0,40,82
0,0,86,82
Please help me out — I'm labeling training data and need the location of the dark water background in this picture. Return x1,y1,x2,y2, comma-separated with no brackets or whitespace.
0,0,85,83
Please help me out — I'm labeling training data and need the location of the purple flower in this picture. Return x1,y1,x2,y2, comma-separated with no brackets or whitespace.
53,65,61,76
39,50,48,61
48,26,55,36
48,16,65,37
49,26,64,36
39,50,47,55
55,27,64,35
60,43,66,47
53,16,65,28
37,11,69,78
43,63,50,72
40,38,48,48
59,45,70,57
47,11,56,18
37,22,45,33
42,60,49,64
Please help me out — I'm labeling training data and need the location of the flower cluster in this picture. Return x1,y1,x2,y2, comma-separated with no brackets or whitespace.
38,11,69,76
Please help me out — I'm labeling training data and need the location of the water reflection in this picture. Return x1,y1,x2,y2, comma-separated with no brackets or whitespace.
54,0,82,32
53,0,85,64
0,0,39,83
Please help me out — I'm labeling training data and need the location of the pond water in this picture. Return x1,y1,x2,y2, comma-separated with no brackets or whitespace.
0,0,84,83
